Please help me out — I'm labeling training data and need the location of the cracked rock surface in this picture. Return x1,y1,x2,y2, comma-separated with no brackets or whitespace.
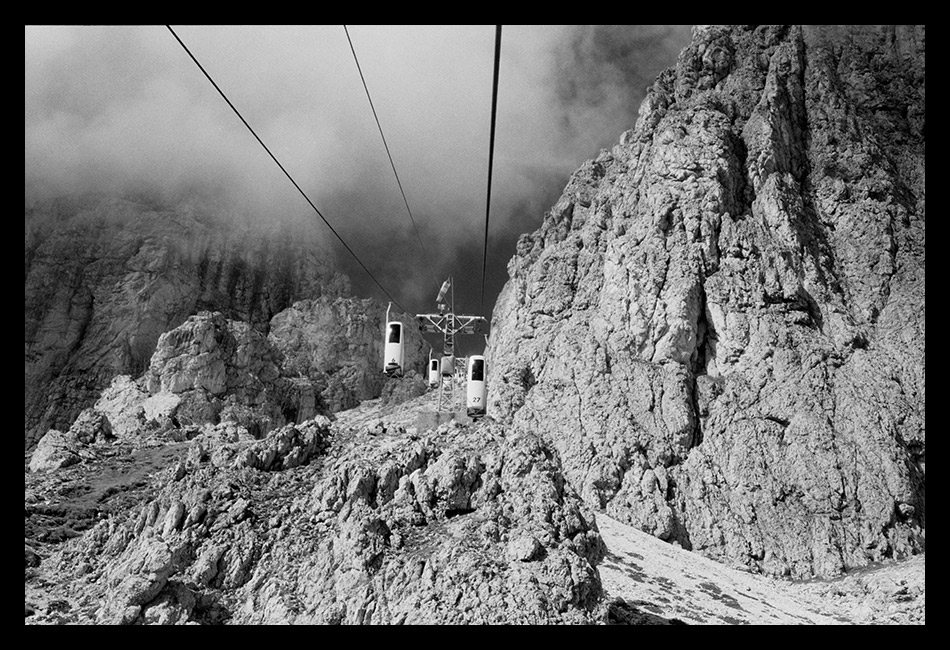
26,409,607,625
487,25,924,579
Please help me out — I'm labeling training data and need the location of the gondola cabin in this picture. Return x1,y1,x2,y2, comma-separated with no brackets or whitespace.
466,355,486,418
383,321,404,376
441,355,455,377
428,357,440,387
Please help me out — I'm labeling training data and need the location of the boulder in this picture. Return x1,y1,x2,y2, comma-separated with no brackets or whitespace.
29,430,82,473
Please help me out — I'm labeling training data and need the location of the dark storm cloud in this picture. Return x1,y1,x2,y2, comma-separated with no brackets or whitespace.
24,25,692,333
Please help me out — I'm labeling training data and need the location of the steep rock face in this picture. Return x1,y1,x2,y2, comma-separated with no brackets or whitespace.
25,194,350,448
33,301,432,463
487,25,924,578
32,420,606,625
268,298,429,413
142,311,318,434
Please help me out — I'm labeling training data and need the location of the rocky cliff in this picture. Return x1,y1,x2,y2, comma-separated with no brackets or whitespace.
268,297,428,413
486,25,925,579
25,193,351,448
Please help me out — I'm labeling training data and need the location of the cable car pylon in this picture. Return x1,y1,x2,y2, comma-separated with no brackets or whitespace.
416,276,487,415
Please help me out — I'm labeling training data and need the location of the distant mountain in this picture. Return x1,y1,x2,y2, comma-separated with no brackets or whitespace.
24,193,352,448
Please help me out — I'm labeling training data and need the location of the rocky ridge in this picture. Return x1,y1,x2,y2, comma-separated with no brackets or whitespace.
25,387,924,625
24,305,923,624
25,193,351,448
30,299,428,458
486,25,925,579
27,305,610,625
27,410,607,624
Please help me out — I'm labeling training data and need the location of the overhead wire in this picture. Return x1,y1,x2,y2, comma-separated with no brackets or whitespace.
343,25,436,288
480,25,502,315
165,25,409,314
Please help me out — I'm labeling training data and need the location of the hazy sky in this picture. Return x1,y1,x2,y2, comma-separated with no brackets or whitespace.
25,25,692,351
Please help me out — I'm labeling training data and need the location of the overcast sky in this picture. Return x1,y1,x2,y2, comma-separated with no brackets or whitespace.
25,24,692,353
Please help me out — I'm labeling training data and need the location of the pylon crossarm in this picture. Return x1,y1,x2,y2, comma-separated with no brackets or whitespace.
417,314,449,333
418,314,486,335
452,315,487,335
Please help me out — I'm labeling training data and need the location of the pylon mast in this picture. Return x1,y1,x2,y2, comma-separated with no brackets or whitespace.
416,275,487,414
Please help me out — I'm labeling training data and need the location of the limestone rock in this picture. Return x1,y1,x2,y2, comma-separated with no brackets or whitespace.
267,297,429,412
34,418,606,625
68,408,114,445
220,418,332,472
93,375,149,438
379,370,429,406
47,297,426,449
29,430,82,473
486,25,925,579
137,311,316,436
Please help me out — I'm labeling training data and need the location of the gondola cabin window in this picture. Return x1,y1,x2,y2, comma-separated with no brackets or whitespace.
470,358,484,381
388,322,401,343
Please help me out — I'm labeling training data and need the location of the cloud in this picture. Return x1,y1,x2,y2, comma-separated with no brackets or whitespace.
25,25,692,327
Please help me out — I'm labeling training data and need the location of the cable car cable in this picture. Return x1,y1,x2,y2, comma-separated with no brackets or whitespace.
479,25,502,315
343,25,436,286
166,25,409,314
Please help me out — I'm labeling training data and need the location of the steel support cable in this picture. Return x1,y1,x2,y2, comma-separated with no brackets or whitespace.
166,25,408,314
343,25,435,287
480,25,502,315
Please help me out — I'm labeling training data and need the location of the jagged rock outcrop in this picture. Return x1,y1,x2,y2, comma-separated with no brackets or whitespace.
61,311,319,449
268,297,428,413
25,193,350,448
28,430,83,473
30,418,607,625
487,25,924,579
30,302,431,468
68,298,422,449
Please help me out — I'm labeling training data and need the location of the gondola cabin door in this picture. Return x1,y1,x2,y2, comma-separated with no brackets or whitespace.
428,357,440,387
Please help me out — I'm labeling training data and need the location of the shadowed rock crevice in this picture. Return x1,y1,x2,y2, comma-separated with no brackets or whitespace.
604,597,688,625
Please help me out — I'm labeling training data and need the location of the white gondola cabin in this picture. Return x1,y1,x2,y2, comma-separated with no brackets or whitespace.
428,357,440,387
384,321,404,376
441,355,455,377
466,355,486,418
